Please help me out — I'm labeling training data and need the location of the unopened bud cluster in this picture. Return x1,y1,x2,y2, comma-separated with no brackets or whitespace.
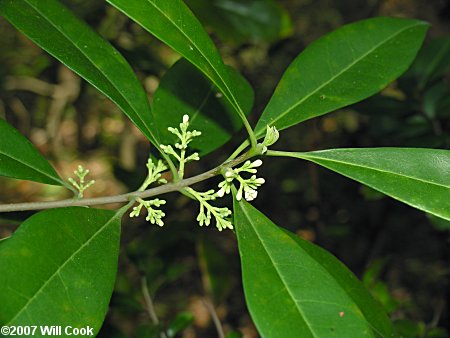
130,198,166,227
217,159,265,202
129,158,168,226
126,114,279,231
68,165,95,198
186,188,233,231
160,114,201,178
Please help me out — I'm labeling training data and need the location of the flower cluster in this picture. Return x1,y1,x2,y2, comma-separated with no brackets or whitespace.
128,114,277,231
130,198,166,227
217,159,265,201
160,114,201,178
68,165,95,198
186,188,233,231
130,158,168,226
139,158,167,191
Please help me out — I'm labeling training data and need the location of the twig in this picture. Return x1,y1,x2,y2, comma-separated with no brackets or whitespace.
0,152,251,213
5,75,56,96
429,298,445,329
141,276,168,338
202,298,225,338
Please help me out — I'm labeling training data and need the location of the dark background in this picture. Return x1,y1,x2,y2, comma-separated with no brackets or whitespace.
0,0,449,337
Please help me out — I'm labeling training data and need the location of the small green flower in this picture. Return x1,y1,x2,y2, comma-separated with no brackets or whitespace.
68,165,95,198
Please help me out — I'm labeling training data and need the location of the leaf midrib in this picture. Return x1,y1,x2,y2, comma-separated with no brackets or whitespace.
300,153,450,189
26,1,156,143
239,203,319,338
264,21,422,130
240,202,381,338
0,148,61,185
6,211,120,324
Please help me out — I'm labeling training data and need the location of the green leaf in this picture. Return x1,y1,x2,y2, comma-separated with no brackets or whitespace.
280,148,450,221
427,214,450,231
0,119,63,186
255,17,429,137
166,312,194,338
153,59,250,156
393,320,426,338
136,324,162,338
407,36,450,89
226,332,243,338
0,207,123,335
185,0,293,44
234,199,397,338
0,0,158,145
0,236,10,244
422,83,450,119
106,0,254,128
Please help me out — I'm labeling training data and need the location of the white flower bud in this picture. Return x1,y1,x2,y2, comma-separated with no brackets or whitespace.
254,177,265,184
251,159,263,168
216,188,225,198
187,153,200,161
236,188,243,201
183,114,189,123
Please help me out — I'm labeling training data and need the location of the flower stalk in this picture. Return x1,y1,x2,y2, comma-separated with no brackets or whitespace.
160,114,201,179
68,165,95,198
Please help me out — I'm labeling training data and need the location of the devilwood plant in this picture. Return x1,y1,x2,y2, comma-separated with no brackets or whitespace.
0,1,449,337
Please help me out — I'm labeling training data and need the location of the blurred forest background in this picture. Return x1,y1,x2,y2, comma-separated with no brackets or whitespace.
1,0,449,337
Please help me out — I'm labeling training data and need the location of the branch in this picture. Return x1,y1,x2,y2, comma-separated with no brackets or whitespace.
0,152,251,213
141,276,168,338
202,298,225,338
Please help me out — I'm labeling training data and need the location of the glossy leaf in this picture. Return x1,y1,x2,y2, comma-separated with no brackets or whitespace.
234,199,397,337
0,0,159,145
106,0,254,126
153,59,250,156
185,0,293,44
0,207,123,334
284,148,450,221
255,17,429,137
0,118,63,186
